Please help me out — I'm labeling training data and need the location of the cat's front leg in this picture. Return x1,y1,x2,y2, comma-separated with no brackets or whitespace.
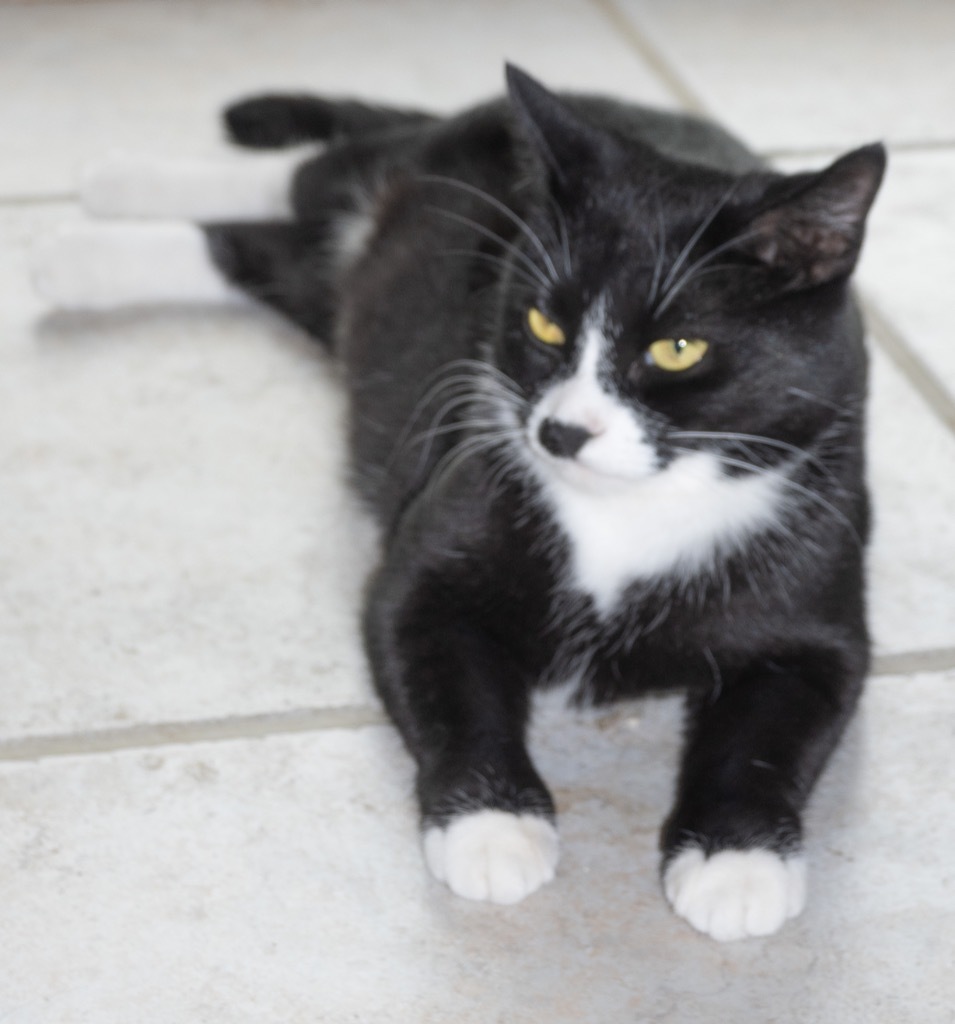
661,648,864,941
364,562,558,905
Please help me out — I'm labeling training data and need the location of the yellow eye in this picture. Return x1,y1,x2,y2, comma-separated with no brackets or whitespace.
527,307,566,346
647,338,709,372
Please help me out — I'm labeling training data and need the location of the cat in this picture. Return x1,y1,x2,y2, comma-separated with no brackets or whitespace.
33,65,885,941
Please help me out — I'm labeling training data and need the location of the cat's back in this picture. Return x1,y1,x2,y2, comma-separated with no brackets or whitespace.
418,93,762,177
563,96,763,175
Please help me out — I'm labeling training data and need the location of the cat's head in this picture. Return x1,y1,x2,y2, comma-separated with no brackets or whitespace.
490,66,885,500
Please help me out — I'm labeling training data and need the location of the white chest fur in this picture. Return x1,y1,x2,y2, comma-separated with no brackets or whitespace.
538,450,786,614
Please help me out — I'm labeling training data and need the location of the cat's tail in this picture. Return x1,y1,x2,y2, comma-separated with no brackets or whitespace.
224,94,437,149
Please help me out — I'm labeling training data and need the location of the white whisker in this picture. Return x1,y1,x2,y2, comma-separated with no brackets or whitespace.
547,195,573,278
429,206,552,289
440,247,542,292
656,227,761,315
648,192,669,307
421,173,561,283
659,182,740,297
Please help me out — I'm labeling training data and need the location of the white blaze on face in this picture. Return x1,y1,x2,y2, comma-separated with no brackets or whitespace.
525,296,788,612
528,299,658,488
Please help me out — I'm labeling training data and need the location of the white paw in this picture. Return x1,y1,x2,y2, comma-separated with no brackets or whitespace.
423,810,559,905
663,847,807,942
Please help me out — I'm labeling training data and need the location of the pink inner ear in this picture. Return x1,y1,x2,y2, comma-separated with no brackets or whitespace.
749,229,780,268
741,143,886,290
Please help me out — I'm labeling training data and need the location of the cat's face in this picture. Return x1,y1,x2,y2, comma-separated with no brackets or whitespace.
491,71,884,504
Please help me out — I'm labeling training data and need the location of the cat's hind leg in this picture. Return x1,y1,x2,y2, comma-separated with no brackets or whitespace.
204,220,340,340
41,141,371,330
35,138,322,309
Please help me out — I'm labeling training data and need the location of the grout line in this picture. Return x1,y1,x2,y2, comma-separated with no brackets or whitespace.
3,645,953,765
763,139,955,163
863,293,955,435
870,138,955,154
0,704,388,764
872,648,955,677
0,192,75,208
761,145,851,164
589,0,955,167
588,0,709,115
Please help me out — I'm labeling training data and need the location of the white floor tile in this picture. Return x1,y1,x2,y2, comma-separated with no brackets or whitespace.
615,0,955,150
1,206,379,737
859,150,955,403
764,150,955,660
0,0,675,198
867,346,955,657
1,674,951,1023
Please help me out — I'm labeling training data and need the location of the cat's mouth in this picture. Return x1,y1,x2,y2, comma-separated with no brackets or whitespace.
526,415,661,491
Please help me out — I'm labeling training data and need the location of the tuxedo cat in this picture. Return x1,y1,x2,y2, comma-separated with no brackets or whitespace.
34,66,885,941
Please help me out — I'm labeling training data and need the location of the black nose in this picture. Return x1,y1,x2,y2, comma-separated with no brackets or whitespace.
538,418,592,459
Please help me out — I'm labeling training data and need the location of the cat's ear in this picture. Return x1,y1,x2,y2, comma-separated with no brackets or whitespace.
741,144,886,289
505,64,621,193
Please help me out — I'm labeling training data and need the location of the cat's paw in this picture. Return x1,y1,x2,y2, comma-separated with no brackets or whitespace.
423,810,559,905
663,847,807,942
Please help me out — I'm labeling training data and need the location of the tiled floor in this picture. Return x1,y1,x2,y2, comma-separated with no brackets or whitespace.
1,2,953,1021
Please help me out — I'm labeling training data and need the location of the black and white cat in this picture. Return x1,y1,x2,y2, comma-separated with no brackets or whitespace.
34,66,885,941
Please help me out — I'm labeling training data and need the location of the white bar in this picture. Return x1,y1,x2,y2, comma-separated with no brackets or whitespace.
32,222,248,310
78,149,318,221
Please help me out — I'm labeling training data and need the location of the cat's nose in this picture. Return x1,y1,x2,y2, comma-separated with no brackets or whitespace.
538,418,593,459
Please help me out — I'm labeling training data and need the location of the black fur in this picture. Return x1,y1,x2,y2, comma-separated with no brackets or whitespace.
206,67,884,891
225,93,436,148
